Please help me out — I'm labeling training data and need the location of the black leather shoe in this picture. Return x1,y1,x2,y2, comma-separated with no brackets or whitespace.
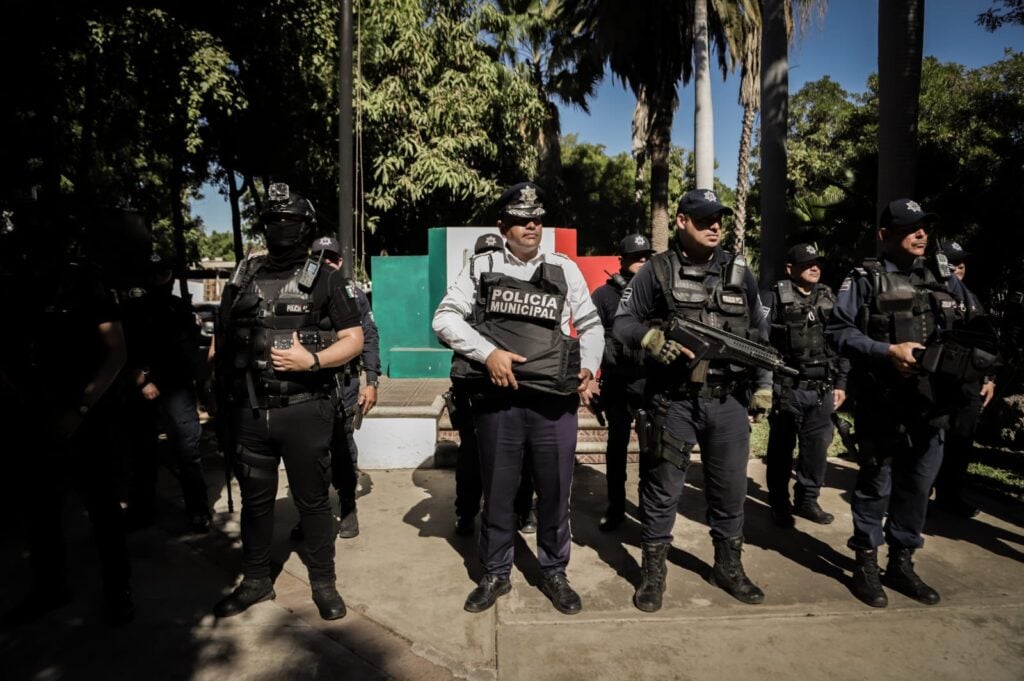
337,511,360,539
518,509,537,534
311,581,347,620
464,574,511,613
770,507,795,528
794,499,835,525
884,547,940,605
290,522,305,541
103,587,135,627
213,579,276,618
541,574,582,615
454,516,475,537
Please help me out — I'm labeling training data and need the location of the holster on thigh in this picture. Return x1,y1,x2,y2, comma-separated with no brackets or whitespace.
235,446,278,481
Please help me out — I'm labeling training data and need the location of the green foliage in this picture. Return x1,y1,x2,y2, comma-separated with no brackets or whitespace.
198,231,237,260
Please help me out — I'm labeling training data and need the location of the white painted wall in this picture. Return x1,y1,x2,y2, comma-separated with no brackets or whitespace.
354,417,439,469
443,226,556,289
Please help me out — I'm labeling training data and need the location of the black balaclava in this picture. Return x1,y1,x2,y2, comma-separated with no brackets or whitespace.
264,218,309,273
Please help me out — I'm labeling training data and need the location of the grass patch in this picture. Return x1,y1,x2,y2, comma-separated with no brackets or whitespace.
968,447,1024,502
748,417,851,459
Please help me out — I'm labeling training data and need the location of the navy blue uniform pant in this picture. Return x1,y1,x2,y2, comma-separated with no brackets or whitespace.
233,400,336,582
934,381,983,503
640,393,751,543
765,385,834,510
332,380,361,517
474,393,578,578
600,376,644,514
850,408,944,551
452,386,534,522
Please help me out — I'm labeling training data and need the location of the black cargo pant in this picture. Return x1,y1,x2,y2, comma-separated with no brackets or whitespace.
640,392,751,543
474,392,578,578
233,399,336,583
600,375,645,515
332,379,361,517
934,381,983,504
765,385,835,510
452,385,534,522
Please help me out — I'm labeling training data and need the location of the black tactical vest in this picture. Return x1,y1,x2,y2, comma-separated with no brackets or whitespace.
451,260,581,395
860,258,959,345
222,257,338,406
769,280,837,373
601,275,647,381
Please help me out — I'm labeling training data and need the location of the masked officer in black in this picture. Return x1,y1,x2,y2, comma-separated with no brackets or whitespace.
0,204,133,626
211,184,363,620
827,199,976,608
433,182,604,615
287,236,380,540
932,240,996,518
450,233,536,537
762,243,850,527
122,253,212,534
590,233,653,531
614,189,773,611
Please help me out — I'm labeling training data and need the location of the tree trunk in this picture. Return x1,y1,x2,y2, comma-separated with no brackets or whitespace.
693,0,714,189
226,166,244,262
171,145,189,300
759,0,789,288
877,0,925,219
632,88,651,232
648,86,674,253
536,100,564,213
733,102,757,255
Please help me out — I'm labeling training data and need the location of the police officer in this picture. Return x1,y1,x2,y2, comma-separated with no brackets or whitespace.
932,240,996,518
827,199,977,608
450,233,536,537
614,189,772,611
0,205,134,626
433,182,604,615
591,233,653,531
762,243,850,527
211,184,363,620
122,253,212,534
288,236,380,540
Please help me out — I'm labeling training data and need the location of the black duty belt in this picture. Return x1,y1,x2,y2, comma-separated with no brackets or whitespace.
671,381,737,401
237,392,325,409
779,376,832,393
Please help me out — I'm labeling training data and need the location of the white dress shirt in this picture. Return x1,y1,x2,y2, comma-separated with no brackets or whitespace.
432,246,604,375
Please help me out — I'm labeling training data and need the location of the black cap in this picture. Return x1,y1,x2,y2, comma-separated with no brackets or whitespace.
497,182,546,220
474,233,503,254
311,235,340,256
939,239,970,263
880,198,937,228
786,243,823,266
619,233,653,257
677,189,734,219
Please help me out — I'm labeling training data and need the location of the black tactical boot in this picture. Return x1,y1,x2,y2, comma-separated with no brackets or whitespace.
883,547,940,605
794,499,835,525
464,574,511,613
518,509,538,534
633,542,670,612
540,574,582,615
213,578,276,618
311,581,347,620
851,548,888,608
709,537,764,604
337,510,359,539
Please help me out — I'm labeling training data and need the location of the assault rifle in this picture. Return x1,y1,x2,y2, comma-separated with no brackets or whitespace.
666,317,799,377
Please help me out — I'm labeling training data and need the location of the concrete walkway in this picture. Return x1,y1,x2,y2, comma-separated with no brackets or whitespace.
3,455,1023,680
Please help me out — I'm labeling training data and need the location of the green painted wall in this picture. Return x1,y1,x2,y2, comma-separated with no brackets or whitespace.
370,254,430,373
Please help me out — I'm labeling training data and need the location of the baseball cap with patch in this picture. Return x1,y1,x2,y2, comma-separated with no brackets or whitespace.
880,198,938,228
786,243,824,266
619,233,653,257
474,233,503,254
311,235,340,256
677,189,734,219
939,239,970,263
497,182,546,220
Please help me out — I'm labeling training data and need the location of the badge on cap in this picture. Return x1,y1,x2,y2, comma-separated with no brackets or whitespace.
703,190,717,202
485,235,499,246
318,237,333,247
519,185,538,205
805,244,817,255
950,241,962,251
905,200,922,213
633,236,648,247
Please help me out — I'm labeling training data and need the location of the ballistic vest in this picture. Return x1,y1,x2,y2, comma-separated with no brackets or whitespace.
451,258,581,395
648,247,758,384
222,257,338,406
859,258,960,345
769,280,838,374
600,274,647,381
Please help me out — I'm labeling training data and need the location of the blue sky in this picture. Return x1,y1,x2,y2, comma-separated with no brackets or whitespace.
196,0,1023,233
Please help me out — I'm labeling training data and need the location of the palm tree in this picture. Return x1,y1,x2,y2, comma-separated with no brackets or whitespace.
488,0,602,212
631,86,652,230
694,0,715,188
876,0,925,217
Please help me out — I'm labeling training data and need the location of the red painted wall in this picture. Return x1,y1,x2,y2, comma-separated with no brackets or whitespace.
553,228,619,293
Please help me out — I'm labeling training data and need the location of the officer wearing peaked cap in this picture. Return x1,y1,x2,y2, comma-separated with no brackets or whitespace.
590,233,654,531
433,182,604,615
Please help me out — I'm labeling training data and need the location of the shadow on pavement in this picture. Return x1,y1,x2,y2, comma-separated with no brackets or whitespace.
403,466,483,586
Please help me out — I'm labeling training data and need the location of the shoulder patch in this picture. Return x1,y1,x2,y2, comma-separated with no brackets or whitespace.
839,277,853,292
344,284,356,299
620,285,633,304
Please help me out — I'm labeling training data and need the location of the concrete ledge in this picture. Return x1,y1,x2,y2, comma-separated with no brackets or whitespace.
355,416,439,469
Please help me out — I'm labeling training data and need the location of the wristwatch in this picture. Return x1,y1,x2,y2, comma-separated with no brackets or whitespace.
309,353,321,372
366,378,379,388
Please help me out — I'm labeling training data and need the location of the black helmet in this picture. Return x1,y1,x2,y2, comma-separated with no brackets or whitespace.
260,182,317,227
